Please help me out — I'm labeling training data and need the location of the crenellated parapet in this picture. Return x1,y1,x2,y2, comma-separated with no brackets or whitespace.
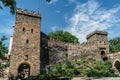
16,8,41,18
15,8,41,25
86,30,108,40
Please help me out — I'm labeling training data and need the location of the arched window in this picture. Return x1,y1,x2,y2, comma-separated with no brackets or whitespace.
26,39,29,44
31,29,33,33
23,27,25,32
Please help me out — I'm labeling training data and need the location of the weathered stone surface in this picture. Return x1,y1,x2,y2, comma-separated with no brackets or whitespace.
47,30,109,67
108,52,120,75
40,32,49,72
9,8,41,78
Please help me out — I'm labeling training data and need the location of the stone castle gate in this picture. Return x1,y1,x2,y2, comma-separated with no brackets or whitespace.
8,7,119,79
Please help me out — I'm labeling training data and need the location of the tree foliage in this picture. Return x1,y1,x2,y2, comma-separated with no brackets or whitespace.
47,56,117,78
109,37,120,53
24,56,117,80
0,0,16,14
46,0,51,2
0,36,8,59
35,57,117,79
87,60,117,77
48,30,79,43
0,0,51,14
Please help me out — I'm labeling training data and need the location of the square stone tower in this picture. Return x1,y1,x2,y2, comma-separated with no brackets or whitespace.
9,8,41,78
86,30,109,60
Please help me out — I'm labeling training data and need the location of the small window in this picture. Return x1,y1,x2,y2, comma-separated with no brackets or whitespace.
31,29,33,33
26,39,29,44
104,41,105,44
23,27,25,32
24,55,28,60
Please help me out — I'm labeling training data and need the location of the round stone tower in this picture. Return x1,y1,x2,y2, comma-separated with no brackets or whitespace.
9,8,41,78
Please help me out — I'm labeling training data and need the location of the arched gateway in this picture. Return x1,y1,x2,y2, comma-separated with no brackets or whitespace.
18,63,30,78
9,8,41,79
114,60,120,73
101,51,107,61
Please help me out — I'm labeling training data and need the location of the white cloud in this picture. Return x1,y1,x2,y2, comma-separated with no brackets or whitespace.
65,0,120,43
51,26,58,31
55,10,60,13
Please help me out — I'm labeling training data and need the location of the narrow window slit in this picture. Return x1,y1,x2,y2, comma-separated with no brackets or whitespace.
23,27,25,32
26,39,29,44
31,29,33,33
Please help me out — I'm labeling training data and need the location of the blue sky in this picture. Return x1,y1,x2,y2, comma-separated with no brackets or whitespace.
0,0,120,46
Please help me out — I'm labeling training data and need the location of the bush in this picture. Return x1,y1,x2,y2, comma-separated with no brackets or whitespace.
87,60,118,77
18,57,118,79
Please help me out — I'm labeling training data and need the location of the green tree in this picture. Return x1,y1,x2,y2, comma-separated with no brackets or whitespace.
0,36,8,59
109,37,120,53
0,0,51,14
48,30,79,43
33,57,117,79
0,0,16,14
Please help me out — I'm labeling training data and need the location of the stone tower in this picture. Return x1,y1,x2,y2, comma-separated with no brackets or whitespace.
86,30,109,60
9,8,41,78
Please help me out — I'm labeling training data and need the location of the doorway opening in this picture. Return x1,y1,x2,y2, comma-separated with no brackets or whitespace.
101,51,107,61
114,60,120,73
18,63,30,79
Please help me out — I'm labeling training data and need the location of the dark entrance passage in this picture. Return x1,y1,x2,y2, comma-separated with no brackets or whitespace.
114,60,120,73
18,63,30,79
101,51,107,61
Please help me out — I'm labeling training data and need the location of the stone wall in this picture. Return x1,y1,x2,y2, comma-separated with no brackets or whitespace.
48,39,68,67
48,40,99,62
47,39,107,68
40,32,49,72
42,30,109,68
67,43,101,61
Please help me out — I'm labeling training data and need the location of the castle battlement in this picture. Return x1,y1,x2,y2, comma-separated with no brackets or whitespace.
16,8,41,18
86,30,108,39
16,8,41,25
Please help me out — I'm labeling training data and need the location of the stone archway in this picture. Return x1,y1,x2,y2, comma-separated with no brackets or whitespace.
114,60,120,73
18,63,30,79
101,51,107,61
